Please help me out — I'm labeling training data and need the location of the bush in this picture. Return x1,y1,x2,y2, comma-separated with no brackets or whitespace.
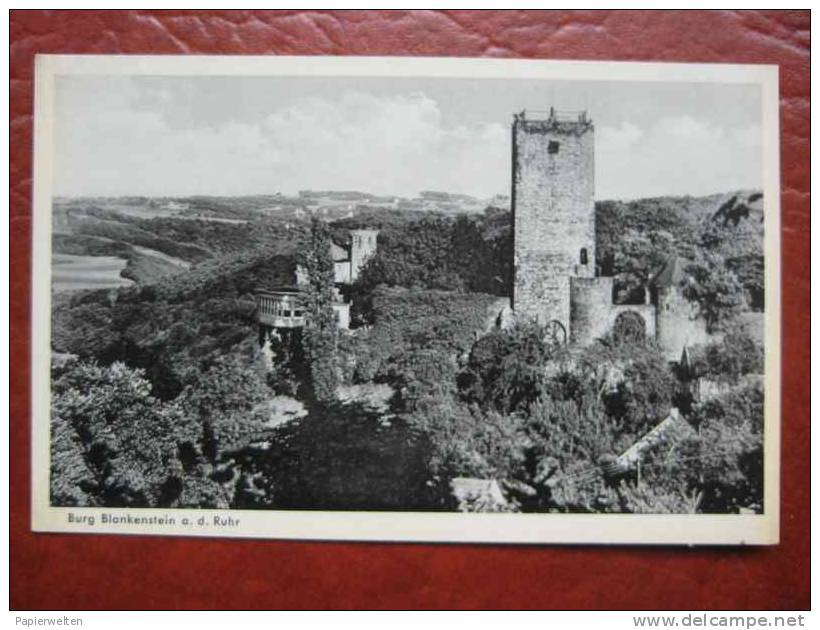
459,322,560,414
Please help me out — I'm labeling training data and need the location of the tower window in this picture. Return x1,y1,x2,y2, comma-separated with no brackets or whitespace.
548,140,560,154
580,248,588,265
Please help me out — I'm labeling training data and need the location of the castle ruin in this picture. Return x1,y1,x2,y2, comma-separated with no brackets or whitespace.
256,107,710,361
511,108,705,359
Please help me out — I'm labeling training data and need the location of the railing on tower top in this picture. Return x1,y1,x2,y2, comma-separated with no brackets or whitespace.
518,108,590,124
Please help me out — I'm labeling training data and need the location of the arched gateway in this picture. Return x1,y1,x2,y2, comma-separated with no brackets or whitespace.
612,310,647,343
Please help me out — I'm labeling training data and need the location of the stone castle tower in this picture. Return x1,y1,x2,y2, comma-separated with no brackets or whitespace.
650,256,709,360
512,109,596,342
349,229,379,281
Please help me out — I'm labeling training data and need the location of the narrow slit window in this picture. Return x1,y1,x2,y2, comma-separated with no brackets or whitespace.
580,248,588,265
548,140,560,154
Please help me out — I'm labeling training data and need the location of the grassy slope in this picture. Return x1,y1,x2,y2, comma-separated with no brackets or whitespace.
53,233,188,285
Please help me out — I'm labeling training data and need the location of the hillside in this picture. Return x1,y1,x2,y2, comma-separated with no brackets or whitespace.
50,188,766,514
50,187,765,396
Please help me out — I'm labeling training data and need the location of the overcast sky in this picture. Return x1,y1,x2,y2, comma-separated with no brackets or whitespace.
53,74,762,201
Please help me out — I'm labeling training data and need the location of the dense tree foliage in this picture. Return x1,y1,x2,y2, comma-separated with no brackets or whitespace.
596,197,699,302
233,401,436,510
596,192,763,311
689,324,764,382
51,361,188,507
683,253,746,332
51,356,272,509
338,287,502,385
689,381,764,512
348,208,511,325
578,336,677,436
50,247,296,399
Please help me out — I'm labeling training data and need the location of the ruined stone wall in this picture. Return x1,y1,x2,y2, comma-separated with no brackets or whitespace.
570,277,657,345
656,287,710,361
570,276,614,345
350,229,379,281
512,117,595,332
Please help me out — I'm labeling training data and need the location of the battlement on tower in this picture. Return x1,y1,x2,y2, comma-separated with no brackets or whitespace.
513,108,593,135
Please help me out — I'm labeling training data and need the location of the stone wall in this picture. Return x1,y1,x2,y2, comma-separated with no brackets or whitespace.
570,276,657,346
570,276,614,345
512,115,595,334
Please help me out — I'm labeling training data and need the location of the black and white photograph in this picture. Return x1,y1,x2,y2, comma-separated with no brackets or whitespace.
31,55,780,544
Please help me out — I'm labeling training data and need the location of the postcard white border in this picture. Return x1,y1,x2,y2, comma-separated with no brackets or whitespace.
31,54,781,545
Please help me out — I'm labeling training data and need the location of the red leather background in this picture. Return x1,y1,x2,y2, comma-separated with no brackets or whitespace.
9,10,810,610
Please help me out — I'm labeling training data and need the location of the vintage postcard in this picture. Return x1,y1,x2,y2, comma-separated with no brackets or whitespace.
31,55,780,544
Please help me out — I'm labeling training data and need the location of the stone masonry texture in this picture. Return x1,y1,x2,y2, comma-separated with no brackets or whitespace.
512,115,595,335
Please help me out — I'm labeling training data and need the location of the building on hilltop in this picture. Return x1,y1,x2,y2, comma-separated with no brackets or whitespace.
256,228,379,332
511,108,705,358
348,229,379,283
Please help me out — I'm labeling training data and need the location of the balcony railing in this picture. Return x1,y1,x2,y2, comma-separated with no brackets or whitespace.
256,292,305,328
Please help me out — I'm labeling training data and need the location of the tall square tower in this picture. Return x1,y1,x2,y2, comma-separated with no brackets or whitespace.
349,229,379,281
512,109,595,338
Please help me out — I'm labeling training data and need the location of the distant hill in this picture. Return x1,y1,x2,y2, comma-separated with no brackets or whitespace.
52,188,763,298
52,198,310,286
